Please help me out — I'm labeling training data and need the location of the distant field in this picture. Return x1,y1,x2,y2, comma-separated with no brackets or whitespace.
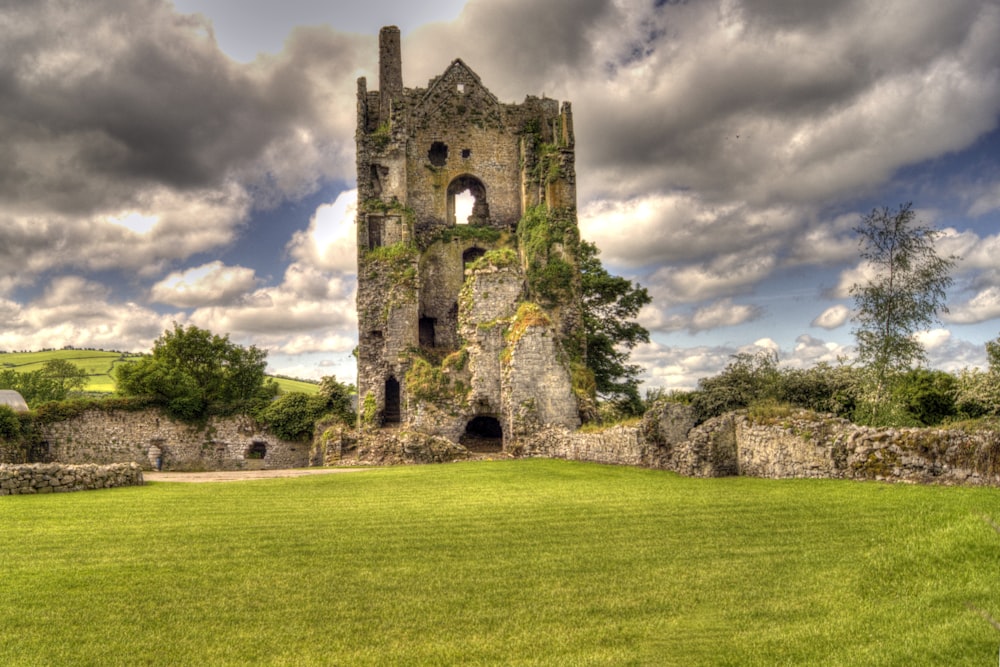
1,460,999,665
0,349,320,395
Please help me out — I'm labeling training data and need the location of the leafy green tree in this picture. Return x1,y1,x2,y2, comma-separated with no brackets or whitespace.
256,392,331,441
0,369,66,407
891,368,957,426
116,324,273,420
0,404,20,441
41,359,89,396
849,203,956,400
955,333,1000,418
775,362,859,418
691,350,781,420
318,376,357,426
578,240,651,414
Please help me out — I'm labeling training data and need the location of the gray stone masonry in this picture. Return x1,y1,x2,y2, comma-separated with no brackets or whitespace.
0,462,143,495
523,401,1000,486
40,409,309,471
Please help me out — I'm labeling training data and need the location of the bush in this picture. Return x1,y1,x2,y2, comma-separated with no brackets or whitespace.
891,369,957,426
0,405,20,441
690,351,780,421
256,393,331,441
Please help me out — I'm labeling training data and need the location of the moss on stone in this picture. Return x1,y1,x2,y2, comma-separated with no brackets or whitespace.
361,392,378,427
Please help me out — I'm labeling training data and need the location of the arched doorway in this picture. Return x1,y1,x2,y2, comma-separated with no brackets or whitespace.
463,247,486,272
384,376,401,424
460,415,503,452
447,175,489,226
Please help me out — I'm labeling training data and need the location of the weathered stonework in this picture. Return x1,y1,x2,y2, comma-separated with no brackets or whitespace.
0,462,143,495
39,409,309,471
356,26,582,450
523,402,1000,487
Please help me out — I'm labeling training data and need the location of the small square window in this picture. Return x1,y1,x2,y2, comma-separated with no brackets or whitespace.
461,149,471,159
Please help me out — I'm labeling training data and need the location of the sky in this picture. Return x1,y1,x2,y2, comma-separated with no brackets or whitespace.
1,0,999,391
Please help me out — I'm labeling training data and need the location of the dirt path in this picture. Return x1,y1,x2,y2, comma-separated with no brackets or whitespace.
143,467,369,483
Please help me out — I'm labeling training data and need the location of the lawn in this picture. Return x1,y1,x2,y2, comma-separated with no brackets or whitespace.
1,459,999,665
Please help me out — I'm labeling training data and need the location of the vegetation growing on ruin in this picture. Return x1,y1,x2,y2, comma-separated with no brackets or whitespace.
516,205,580,308
361,391,378,427
504,302,552,348
435,224,503,245
2,461,998,665
370,120,392,150
404,349,470,407
468,247,518,271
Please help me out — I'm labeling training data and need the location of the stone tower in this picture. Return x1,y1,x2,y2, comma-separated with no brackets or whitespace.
355,26,584,449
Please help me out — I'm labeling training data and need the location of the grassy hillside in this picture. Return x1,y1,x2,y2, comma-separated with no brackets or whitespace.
0,349,320,395
1,460,998,665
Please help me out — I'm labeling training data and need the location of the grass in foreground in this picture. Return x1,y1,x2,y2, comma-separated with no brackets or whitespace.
1,460,999,665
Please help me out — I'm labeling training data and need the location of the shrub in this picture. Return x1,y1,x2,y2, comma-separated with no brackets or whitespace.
256,393,331,441
691,350,780,421
891,369,957,426
0,405,20,441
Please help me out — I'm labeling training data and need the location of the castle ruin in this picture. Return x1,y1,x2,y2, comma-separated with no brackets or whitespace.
355,26,586,450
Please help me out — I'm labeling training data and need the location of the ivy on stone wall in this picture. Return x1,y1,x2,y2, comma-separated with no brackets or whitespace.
516,205,580,309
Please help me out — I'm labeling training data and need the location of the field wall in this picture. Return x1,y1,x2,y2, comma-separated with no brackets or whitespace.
523,403,1000,486
38,409,309,472
0,462,143,495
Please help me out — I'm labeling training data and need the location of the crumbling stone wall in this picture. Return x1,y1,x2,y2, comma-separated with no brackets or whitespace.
0,462,143,495
39,409,309,471
522,402,1000,486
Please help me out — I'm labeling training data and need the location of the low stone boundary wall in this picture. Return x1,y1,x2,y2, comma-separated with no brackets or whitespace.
40,409,309,471
0,462,144,496
522,403,1000,487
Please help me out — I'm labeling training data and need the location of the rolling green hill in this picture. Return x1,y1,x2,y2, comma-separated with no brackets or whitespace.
0,349,321,395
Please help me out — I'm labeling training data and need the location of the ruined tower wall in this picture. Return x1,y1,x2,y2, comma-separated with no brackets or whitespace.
355,27,583,444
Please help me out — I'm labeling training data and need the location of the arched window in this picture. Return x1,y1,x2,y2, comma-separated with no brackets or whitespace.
463,247,486,272
447,175,489,226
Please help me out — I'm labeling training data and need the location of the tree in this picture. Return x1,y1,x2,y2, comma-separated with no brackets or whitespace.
691,350,781,421
256,393,331,441
318,376,357,426
849,203,956,400
41,359,89,396
0,360,88,406
116,324,274,420
578,240,652,414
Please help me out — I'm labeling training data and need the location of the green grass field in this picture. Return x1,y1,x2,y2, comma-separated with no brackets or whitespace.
1,460,999,665
0,350,320,395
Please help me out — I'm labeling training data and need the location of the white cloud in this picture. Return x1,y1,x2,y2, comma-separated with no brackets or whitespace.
647,247,778,304
968,181,1000,217
642,298,762,334
812,304,850,330
187,263,357,354
0,277,179,352
150,261,259,308
945,286,1000,324
0,183,250,281
287,189,358,274
914,328,952,350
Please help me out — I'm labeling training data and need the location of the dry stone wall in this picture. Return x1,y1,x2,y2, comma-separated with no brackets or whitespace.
523,402,1000,487
40,409,309,471
0,462,143,495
